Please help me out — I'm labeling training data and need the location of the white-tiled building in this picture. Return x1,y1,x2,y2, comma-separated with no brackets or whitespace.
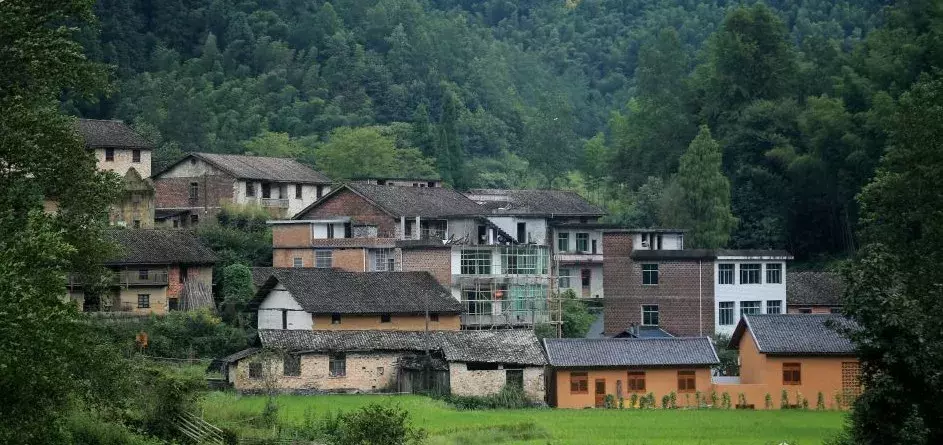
713,250,794,336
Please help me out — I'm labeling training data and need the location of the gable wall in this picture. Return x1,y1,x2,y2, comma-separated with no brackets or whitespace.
297,189,397,236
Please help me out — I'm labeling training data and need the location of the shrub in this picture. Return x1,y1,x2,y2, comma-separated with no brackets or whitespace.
647,393,656,408
638,393,649,409
796,391,804,409
442,386,534,410
737,393,747,408
618,396,624,409
604,394,616,409
709,390,718,408
320,403,426,445
781,389,790,409
685,393,691,408
765,393,773,409
694,391,702,408
721,392,731,409
669,392,677,409
630,393,639,409
65,410,163,445
661,394,670,409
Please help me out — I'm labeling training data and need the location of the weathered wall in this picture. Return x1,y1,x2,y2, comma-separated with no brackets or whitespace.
272,224,312,248
117,286,169,314
232,352,402,392
311,314,461,331
552,367,712,409
332,248,367,271
154,174,235,214
273,248,316,268
449,363,545,400
94,147,152,177
297,188,397,235
402,247,452,287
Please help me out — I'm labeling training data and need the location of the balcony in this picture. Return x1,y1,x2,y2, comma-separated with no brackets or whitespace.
120,270,169,286
260,198,289,208
555,252,604,263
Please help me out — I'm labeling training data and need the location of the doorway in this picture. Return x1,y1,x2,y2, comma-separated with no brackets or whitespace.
594,379,606,407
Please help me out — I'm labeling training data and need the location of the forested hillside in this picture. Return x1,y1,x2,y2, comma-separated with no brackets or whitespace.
74,0,943,261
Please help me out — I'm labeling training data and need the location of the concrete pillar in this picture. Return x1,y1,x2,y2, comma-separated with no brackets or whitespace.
399,216,406,239
414,216,421,240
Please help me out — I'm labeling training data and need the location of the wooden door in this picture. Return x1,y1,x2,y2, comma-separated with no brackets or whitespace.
594,379,606,407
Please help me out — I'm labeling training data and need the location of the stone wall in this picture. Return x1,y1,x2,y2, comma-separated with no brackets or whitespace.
232,352,403,392
449,363,545,400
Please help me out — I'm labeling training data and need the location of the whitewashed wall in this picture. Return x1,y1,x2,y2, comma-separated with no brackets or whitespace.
713,260,788,336
258,284,313,330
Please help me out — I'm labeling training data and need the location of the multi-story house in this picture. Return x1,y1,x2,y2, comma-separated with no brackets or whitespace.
152,153,332,226
68,229,217,314
75,119,155,228
713,251,793,336
603,228,792,337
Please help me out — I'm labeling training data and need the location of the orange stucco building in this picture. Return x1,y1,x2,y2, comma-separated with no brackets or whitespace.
544,337,719,408
714,314,860,409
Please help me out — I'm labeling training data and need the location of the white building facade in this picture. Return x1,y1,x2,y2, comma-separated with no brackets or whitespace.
713,252,793,336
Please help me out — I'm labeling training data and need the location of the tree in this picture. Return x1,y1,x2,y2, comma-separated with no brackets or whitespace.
838,73,943,445
662,126,737,248
560,290,596,338
315,126,437,180
0,1,127,441
243,131,306,158
522,94,578,187
436,90,467,188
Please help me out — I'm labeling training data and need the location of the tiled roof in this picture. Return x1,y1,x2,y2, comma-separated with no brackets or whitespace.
105,229,218,265
251,267,274,288
630,249,715,261
258,268,462,314
787,272,844,306
76,119,151,149
543,337,719,368
465,189,605,216
157,153,332,183
319,183,484,218
731,314,855,356
613,326,675,339
715,249,794,259
258,329,547,365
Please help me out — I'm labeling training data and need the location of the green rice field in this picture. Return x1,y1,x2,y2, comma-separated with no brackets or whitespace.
200,392,847,444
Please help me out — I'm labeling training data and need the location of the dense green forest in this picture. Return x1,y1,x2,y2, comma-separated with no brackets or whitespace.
73,0,942,261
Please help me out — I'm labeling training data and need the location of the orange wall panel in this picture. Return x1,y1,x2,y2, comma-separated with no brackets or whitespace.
553,368,712,409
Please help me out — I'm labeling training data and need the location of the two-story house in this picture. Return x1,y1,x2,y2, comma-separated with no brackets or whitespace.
152,153,333,226
462,189,607,301
75,119,155,228
68,229,217,314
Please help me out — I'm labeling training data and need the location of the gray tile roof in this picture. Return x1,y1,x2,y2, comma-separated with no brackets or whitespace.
157,153,332,183
466,189,605,216
323,183,485,218
731,314,855,356
258,268,462,314
630,249,715,261
105,229,218,265
76,119,151,149
543,337,719,368
715,249,794,259
258,329,547,365
251,267,274,288
787,272,844,306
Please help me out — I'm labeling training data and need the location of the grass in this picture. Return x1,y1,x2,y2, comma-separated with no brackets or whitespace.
200,392,847,444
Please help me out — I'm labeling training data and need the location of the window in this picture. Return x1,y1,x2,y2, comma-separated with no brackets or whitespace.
331,313,341,324
190,214,199,225
557,232,569,252
283,355,301,377
132,219,141,229
179,266,188,283
627,371,646,392
245,181,255,197
248,362,263,380
517,222,527,243
132,149,141,163
576,233,589,252
766,300,782,314
570,372,588,394
591,239,598,254
261,183,271,199
642,264,659,285
740,301,761,316
329,353,346,377
766,263,782,284
718,264,734,285
281,310,288,329
188,182,199,202
429,313,439,322
460,249,491,275
506,369,524,390
740,264,761,284
327,224,335,239
799,307,812,314
783,363,801,385
137,294,150,309
464,287,494,315
105,148,114,161
380,313,391,323
295,184,302,199
293,257,303,268
719,301,735,325
558,268,571,288
373,249,395,272
677,370,696,392
168,298,179,311
315,250,332,268
581,269,591,287
316,185,324,199
138,268,149,280
642,305,659,326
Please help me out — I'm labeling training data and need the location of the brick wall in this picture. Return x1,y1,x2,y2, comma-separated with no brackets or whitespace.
332,248,367,271
296,188,397,235
154,174,234,211
603,232,714,337
401,247,452,286
273,248,315,267
272,224,312,247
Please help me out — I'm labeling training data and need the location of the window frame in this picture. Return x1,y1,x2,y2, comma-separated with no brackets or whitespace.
331,313,341,325
718,263,734,285
188,182,199,202
380,313,392,323
429,313,439,322
292,257,303,268
641,304,659,326
575,233,589,252
506,369,524,390
677,370,697,393
766,300,783,314
581,268,591,287
245,181,255,197
137,294,150,309
132,149,141,163
783,363,801,385
295,184,303,199
718,301,735,326
627,371,646,392
740,263,761,284
557,232,569,252
138,268,149,280
740,300,762,316
642,263,659,285
314,250,332,268
248,362,263,380
558,267,571,288
569,372,589,394
283,354,301,377
105,147,115,162
766,263,782,284
460,249,491,275
329,353,346,377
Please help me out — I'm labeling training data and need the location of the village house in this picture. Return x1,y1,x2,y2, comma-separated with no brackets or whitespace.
75,119,155,228
786,271,844,314
68,229,216,314
543,337,719,408
603,228,792,337
220,329,547,399
250,268,463,331
152,152,332,226
354,177,443,188
713,314,860,409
